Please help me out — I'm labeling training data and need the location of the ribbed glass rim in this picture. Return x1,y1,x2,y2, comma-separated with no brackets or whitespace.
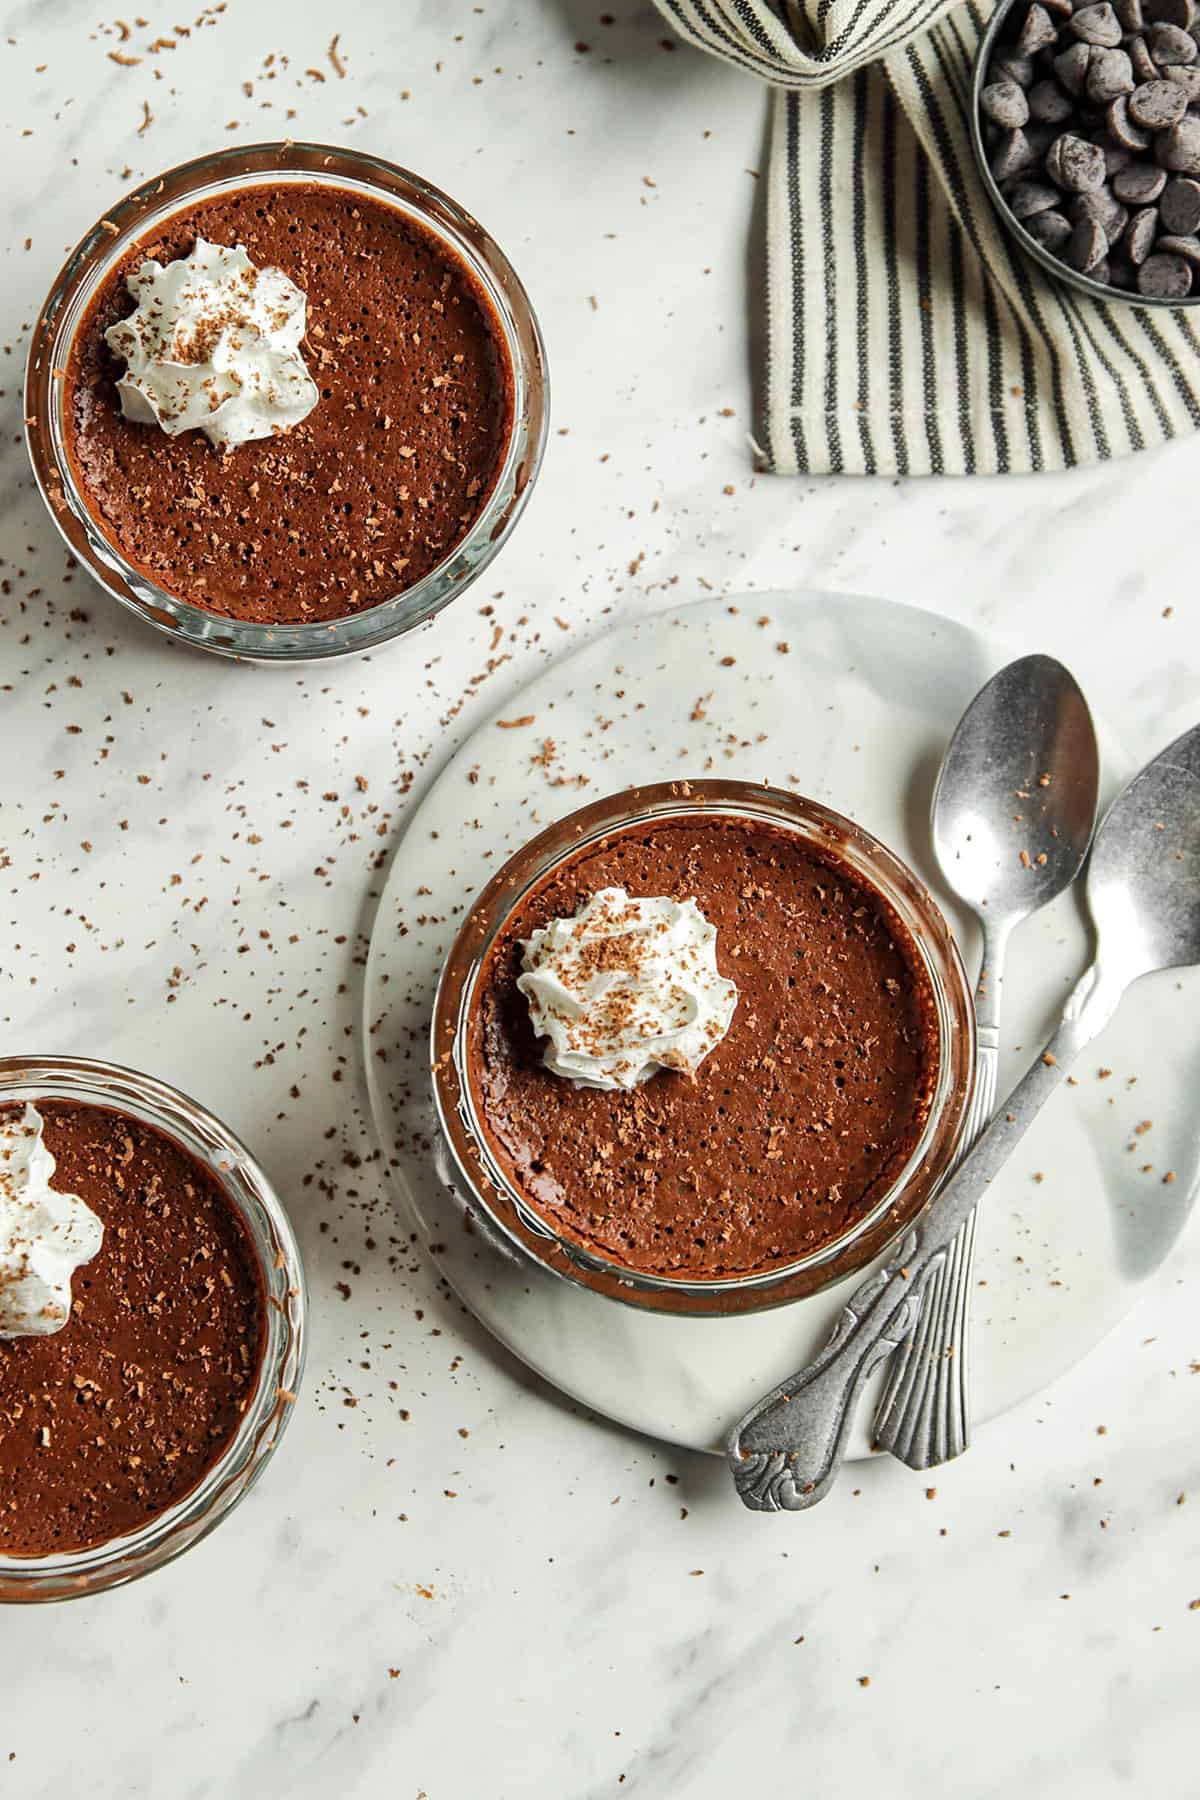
0,1056,306,1602
24,141,550,662
431,781,976,1319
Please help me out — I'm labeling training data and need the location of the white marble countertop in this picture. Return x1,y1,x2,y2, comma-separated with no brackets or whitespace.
2,2,1198,1794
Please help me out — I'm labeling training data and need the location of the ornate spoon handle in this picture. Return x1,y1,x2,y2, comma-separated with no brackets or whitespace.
872,1033,999,1467
727,968,1120,1512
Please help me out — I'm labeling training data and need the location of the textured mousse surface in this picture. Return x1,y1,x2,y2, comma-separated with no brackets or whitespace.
0,1102,266,1556
65,181,514,624
469,816,940,1280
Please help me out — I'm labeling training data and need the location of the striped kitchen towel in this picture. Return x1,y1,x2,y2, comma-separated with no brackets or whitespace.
654,0,1200,474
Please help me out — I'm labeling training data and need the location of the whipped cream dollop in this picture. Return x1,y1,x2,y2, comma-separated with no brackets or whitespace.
517,888,738,1092
105,238,320,449
0,1105,103,1339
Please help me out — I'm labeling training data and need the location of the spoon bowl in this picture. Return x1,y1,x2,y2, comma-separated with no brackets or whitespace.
931,653,1101,931
1088,724,1200,983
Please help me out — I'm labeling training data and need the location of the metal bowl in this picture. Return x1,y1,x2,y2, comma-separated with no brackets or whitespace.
971,0,1200,308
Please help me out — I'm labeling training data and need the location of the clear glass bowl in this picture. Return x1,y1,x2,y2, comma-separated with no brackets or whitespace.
24,141,549,662
0,1056,306,1602
432,781,976,1319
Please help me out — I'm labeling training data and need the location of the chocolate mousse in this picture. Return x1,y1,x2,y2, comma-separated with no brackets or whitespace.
468,815,940,1281
0,1102,265,1556
64,182,514,624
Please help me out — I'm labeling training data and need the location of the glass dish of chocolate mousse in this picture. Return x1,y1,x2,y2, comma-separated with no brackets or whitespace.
25,142,547,662
433,782,975,1318
0,1056,304,1601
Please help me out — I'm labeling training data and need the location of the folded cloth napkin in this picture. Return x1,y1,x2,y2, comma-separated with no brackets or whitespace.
654,0,1200,474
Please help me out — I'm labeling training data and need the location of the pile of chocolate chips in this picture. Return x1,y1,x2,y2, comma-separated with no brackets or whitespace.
981,0,1200,298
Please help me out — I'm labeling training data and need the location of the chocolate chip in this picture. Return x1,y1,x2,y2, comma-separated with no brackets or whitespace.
1045,133,1069,182
1113,161,1168,198
992,52,1038,86
1160,60,1200,95
1070,2,1124,41
1116,0,1145,25
1018,2,1063,51
1108,256,1138,285
1146,0,1195,23
1055,39,1094,90
1128,76,1190,121
992,126,1041,179
1126,203,1161,257
1087,45,1136,94
1158,113,1200,168
1148,19,1198,56
1155,229,1200,258
1072,186,1129,233
982,79,1033,126
1058,132,1111,185
1029,76,1076,117
1137,248,1194,289
1107,91,1154,144
1129,34,1160,80
1100,140,1134,174
1161,172,1200,226
1067,214,1110,265
1025,207,1075,247
1007,177,1065,216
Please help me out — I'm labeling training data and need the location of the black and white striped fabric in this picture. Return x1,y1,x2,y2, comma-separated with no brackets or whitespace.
654,0,1200,474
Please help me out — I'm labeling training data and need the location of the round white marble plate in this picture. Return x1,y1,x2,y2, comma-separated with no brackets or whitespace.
363,592,1200,1458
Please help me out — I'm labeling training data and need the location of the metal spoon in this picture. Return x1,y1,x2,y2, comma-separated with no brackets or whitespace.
873,655,1100,1469
728,720,1200,1512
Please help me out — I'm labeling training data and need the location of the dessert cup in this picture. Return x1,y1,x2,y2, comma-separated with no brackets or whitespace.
25,141,548,663
0,1056,305,1602
432,781,975,1319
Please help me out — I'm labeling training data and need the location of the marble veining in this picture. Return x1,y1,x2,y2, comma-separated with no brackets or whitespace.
0,2,1198,1796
